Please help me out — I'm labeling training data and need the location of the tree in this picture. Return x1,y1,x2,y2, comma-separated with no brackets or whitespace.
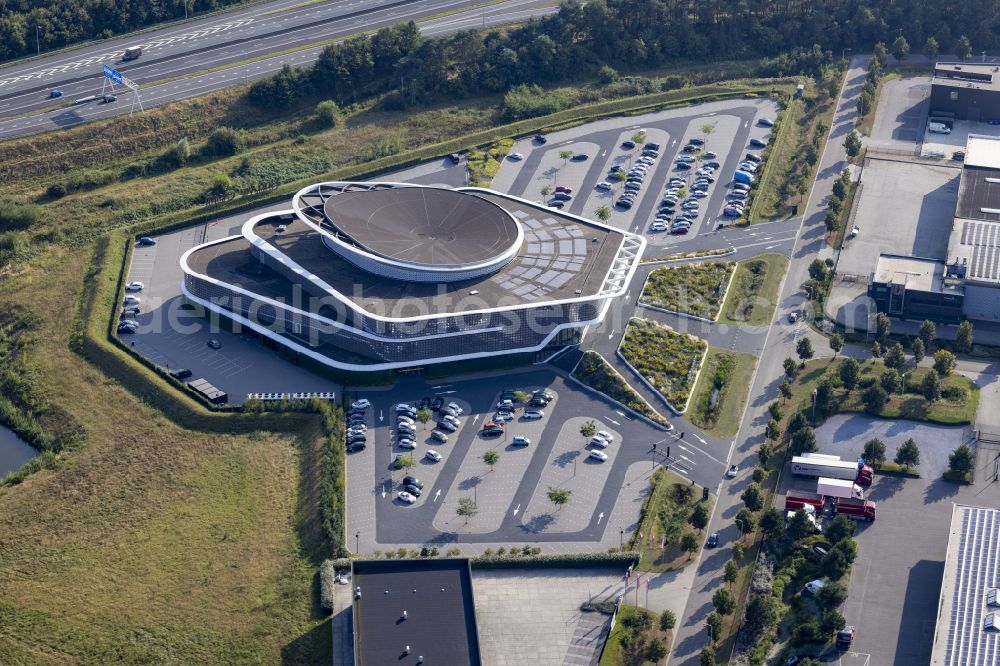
540,184,552,197
700,647,717,666
822,608,847,634
922,370,941,402
783,357,798,378
732,543,745,561
512,390,532,404
824,514,856,545
891,35,910,62
482,449,500,471
949,444,974,476
895,438,921,470
829,333,844,357
741,483,763,511
880,368,901,394
594,205,611,223
315,100,339,127
874,312,891,342
758,441,773,466
912,338,925,364
744,594,782,634
759,507,784,540
765,419,782,444
723,560,739,587
919,320,937,350
883,342,905,370
681,532,700,559
597,64,619,83
862,438,886,467
788,411,809,434
873,42,888,67
956,35,973,61
844,131,862,158
924,36,940,61
396,454,417,472
712,588,736,616
416,406,433,427
861,384,888,415
580,420,597,442
645,638,667,663
796,337,814,361
547,486,571,511
839,357,860,390
787,509,817,540
689,503,709,531
659,609,676,631
933,349,956,377
790,426,817,455
735,508,758,537
822,539,857,579
752,466,767,484
779,380,793,403
457,496,478,524
816,581,849,609
871,340,882,359
808,258,829,282
631,130,647,146
705,611,723,643
956,320,974,353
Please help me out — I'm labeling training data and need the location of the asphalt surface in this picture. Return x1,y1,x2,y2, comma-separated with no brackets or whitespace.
0,0,555,138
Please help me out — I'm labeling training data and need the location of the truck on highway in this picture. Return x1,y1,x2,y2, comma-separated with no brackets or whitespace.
122,46,142,61
835,497,876,522
791,452,873,487
817,477,864,500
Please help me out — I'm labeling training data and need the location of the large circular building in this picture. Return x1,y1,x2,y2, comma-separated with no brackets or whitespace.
180,182,644,372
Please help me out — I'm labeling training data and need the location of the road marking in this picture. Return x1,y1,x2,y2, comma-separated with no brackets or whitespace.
608,329,615,339
765,244,776,249
597,511,605,524
608,418,620,425
434,489,441,502
473,414,481,424
615,410,626,417
692,433,708,446
379,410,384,422
513,503,521,516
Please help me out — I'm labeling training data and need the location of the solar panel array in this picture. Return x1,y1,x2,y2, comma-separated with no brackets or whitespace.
944,506,1000,665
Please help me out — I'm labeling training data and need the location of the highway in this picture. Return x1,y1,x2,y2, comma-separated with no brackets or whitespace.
0,0,555,139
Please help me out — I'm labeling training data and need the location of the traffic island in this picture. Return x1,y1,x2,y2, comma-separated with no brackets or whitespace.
617,318,708,414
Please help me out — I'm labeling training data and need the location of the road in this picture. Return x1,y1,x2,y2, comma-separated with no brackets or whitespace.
667,55,869,665
0,0,555,139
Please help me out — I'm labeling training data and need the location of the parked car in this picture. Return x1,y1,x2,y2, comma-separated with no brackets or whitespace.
726,464,738,478
650,222,668,232
436,420,457,433
442,414,460,427
744,153,762,163
508,152,524,160
169,368,192,380
121,306,141,317
397,416,415,426
803,579,826,596
836,626,855,650
589,449,608,462
596,181,613,191
590,435,610,448
570,153,589,161
749,137,768,148
676,162,692,170
522,410,544,420
425,449,443,461
703,151,717,159
512,436,530,447
117,323,137,334
493,410,514,422
449,153,461,164
397,491,417,504
352,399,371,410
621,140,636,149
398,438,416,449
137,237,156,246
497,399,514,410
547,200,565,209
430,430,448,443
403,475,423,489
534,134,547,144
553,192,572,200
125,281,144,292
207,339,221,349
404,483,422,497
346,441,366,452
758,117,775,127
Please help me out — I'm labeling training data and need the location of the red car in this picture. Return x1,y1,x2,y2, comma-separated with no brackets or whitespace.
836,626,855,650
555,185,573,193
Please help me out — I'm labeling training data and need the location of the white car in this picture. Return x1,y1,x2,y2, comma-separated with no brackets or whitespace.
726,464,738,478
508,152,524,160
597,430,614,443
348,424,368,432
442,414,460,427
589,450,609,462
650,222,668,232
447,402,464,415
125,281,144,292
398,438,416,449
703,151,717,159
596,181,613,190
522,410,544,420
397,491,417,504
590,435,610,448
123,295,141,306
397,416,415,426
395,403,414,412
425,449,442,462
352,399,371,410
691,190,709,198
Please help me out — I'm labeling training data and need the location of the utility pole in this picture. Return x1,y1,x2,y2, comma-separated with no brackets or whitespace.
184,0,188,19
36,26,40,56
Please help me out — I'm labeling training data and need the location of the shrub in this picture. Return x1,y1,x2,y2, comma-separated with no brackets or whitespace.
201,127,244,157
0,200,40,231
501,83,573,121
46,182,67,199
597,65,620,83
315,99,340,127
471,551,639,569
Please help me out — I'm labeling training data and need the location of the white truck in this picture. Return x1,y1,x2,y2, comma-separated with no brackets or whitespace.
817,477,864,500
791,452,873,487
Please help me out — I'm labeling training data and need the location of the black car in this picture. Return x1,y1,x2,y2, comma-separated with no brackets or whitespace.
706,532,720,548
688,137,704,146
616,199,633,209
449,153,461,164
404,483,423,497
347,434,367,444
675,162,692,170
481,428,503,438
398,409,417,420
403,475,424,489
644,142,660,151
682,144,698,152
621,140,636,149
749,138,767,148
534,134,547,144
169,368,192,380
570,153,589,161
346,441,366,452
431,397,444,411
137,237,156,246
117,323,136,334
529,397,547,408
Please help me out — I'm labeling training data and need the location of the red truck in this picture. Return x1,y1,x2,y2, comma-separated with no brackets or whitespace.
791,453,874,487
835,498,876,522
786,493,876,522
785,492,826,513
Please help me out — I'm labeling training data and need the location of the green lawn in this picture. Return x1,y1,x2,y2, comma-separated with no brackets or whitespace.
571,351,672,428
639,262,734,321
631,468,713,573
687,348,757,437
619,318,707,411
719,253,789,326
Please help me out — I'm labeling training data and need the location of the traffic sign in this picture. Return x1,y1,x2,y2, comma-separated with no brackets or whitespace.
102,64,124,85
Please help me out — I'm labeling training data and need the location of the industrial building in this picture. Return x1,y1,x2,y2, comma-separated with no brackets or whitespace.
930,504,1000,666
930,62,1000,122
180,182,644,372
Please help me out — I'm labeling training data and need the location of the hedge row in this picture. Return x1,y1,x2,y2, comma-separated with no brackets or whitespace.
471,551,639,569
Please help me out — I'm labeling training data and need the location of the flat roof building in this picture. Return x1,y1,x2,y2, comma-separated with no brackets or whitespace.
351,559,481,666
931,62,1000,122
867,254,964,323
930,505,1000,666
180,182,644,372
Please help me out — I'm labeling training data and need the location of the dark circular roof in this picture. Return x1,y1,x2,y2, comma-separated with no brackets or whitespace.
321,187,520,268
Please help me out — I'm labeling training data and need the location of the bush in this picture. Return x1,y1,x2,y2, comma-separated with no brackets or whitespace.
659,609,676,631
471,551,639,569
598,65,620,83
501,83,573,121
0,200,40,231
46,182,67,199
201,127,244,157
315,99,340,127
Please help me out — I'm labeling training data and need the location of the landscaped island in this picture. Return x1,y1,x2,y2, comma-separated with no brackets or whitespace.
639,261,735,321
619,318,708,412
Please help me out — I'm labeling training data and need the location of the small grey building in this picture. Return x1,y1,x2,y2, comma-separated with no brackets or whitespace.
867,254,964,323
930,62,1000,122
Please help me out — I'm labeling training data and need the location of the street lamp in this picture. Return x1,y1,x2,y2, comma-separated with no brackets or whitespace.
355,531,360,553
735,518,745,541
811,388,818,420
620,527,624,548
842,48,852,61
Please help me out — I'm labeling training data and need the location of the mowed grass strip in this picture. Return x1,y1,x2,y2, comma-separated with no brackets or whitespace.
688,348,757,437
719,253,789,326
639,261,734,321
0,247,330,665
619,318,707,410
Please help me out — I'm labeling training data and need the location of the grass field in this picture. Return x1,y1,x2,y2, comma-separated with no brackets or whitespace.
687,348,757,437
719,253,789,326
639,261,734,321
619,319,707,411
0,248,331,665
631,468,712,574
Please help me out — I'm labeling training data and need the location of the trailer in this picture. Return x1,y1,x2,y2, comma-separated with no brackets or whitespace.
785,492,825,513
791,452,873,487
835,497,876,522
817,477,864,500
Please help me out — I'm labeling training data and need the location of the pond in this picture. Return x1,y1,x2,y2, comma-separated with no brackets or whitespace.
0,425,37,477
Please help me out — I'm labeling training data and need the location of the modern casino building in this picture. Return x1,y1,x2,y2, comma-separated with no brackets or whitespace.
180,182,644,372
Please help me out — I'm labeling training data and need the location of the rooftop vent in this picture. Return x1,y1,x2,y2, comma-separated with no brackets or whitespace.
985,613,1000,631
988,588,1000,607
